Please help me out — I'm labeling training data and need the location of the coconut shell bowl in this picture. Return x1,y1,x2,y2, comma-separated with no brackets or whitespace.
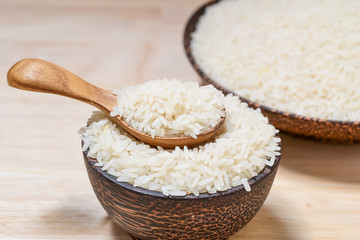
83,144,281,240
183,0,360,144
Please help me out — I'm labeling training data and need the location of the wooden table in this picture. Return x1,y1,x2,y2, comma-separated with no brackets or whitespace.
1,0,359,239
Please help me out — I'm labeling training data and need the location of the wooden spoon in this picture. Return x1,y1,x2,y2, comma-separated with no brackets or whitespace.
7,58,225,148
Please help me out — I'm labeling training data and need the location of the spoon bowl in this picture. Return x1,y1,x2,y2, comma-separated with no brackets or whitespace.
7,58,225,148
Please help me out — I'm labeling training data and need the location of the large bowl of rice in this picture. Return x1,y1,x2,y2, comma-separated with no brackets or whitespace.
80,80,281,239
184,0,360,143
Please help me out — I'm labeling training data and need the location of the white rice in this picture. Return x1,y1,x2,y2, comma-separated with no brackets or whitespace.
190,0,360,121
80,93,281,196
110,79,225,138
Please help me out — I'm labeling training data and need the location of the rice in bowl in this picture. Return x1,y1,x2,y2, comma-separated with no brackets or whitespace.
190,0,360,122
80,80,281,197
110,79,225,139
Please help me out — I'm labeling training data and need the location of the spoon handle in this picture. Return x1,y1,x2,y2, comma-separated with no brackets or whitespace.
7,58,116,114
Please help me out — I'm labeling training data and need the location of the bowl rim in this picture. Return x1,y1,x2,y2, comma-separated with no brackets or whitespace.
183,0,360,127
83,137,281,200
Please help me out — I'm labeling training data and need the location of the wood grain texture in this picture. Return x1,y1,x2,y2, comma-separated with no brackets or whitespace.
7,58,117,114
1,0,360,239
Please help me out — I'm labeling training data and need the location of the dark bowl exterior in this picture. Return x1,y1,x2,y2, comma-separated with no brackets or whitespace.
83,148,281,240
183,0,360,144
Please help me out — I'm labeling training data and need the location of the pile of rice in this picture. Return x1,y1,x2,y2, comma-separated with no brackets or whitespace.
110,79,225,138
80,82,281,197
190,0,360,121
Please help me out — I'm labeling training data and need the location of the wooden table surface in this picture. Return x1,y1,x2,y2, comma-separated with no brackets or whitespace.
1,0,360,239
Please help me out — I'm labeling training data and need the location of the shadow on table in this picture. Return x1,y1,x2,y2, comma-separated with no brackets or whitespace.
231,205,302,240
110,219,133,239
105,217,136,240
279,132,360,184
